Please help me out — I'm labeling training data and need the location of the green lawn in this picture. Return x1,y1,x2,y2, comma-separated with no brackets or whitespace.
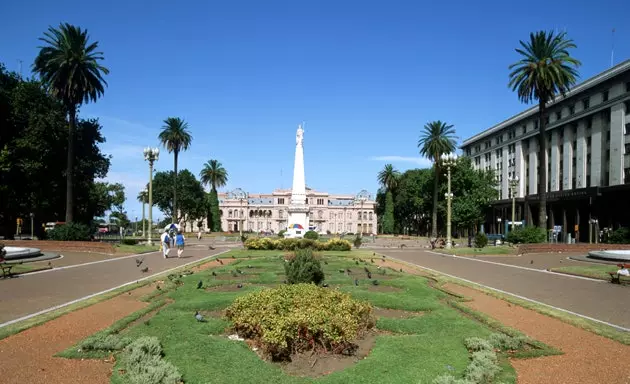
65,249,554,384
550,265,620,280
114,243,160,254
433,246,515,256
2,263,51,275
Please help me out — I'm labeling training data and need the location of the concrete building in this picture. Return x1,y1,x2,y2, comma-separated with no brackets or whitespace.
462,60,630,241
217,188,377,235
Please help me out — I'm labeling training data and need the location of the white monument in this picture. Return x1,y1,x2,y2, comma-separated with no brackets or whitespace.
285,124,309,238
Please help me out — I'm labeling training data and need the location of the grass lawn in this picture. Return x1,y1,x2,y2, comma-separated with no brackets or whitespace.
550,265,620,280
2,262,51,275
433,246,515,256
114,243,160,254
64,250,555,384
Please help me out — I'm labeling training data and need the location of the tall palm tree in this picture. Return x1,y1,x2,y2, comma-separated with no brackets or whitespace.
159,117,192,223
377,164,400,191
418,120,457,238
377,164,400,234
199,160,228,192
509,31,580,230
32,23,109,222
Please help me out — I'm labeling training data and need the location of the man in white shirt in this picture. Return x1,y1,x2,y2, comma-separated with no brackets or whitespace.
160,230,170,258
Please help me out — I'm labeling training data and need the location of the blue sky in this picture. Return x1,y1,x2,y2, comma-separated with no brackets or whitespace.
1,0,629,221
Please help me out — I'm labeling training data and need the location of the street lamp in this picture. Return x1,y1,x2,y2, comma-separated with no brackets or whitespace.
143,147,159,245
440,153,458,249
508,175,520,231
141,188,147,237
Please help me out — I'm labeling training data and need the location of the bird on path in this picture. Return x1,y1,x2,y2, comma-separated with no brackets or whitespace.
530,260,534,264
194,311,206,322
218,259,224,265
197,280,203,289
208,245,215,250
135,257,144,267
211,271,217,276
367,271,372,279
399,268,403,272
140,266,149,273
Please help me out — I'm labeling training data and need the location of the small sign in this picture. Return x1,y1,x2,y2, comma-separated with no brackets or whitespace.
574,224,579,232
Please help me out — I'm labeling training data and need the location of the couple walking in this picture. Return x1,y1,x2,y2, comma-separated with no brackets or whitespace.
160,229,185,258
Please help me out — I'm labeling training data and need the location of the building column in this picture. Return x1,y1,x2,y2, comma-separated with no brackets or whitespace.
609,102,626,185
575,120,587,188
528,137,538,195
502,147,509,199
590,114,603,186
563,126,574,190
562,207,567,243
515,140,525,196
550,130,560,191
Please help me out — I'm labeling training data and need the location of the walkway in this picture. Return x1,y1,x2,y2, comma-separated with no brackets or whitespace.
378,249,630,329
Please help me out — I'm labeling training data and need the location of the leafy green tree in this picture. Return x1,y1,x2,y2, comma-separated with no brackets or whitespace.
508,31,580,229
199,159,228,232
32,23,109,223
394,169,433,235
377,164,399,234
417,121,457,237
158,117,192,223
151,169,204,223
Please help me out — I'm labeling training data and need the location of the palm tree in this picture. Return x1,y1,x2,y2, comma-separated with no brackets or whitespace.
377,164,400,234
159,117,192,223
377,164,400,191
32,23,109,222
199,160,229,192
418,121,457,238
509,31,581,230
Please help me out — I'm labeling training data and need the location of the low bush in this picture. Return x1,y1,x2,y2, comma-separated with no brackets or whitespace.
79,333,132,352
464,350,500,383
304,230,319,240
48,222,92,241
225,284,375,361
463,337,492,352
606,227,630,244
121,238,139,245
353,234,362,249
488,332,525,351
325,238,352,251
120,336,182,384
506,226,547,244
277,229,287,238
244,237,352,251
284,248,325,285
473,233,488,248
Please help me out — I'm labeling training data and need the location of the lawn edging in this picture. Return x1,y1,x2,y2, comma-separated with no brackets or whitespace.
0,250,229,341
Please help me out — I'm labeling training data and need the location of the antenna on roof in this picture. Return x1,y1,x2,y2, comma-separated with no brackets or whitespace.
611,28,616,68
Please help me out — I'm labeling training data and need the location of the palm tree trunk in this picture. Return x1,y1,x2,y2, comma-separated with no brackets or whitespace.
431,163,439,238
65,105,77,223
173,150,178,224
537,100,548,230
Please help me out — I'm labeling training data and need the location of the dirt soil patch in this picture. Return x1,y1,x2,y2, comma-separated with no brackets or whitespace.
372,307,423,319
445,283,630,384
0,284,154,384
280,330,381,378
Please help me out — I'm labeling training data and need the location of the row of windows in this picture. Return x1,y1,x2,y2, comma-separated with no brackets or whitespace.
225,209,374,220
275,197,346,205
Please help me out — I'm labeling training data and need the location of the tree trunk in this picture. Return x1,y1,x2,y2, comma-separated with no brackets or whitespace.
65,106,76,223
173,150,178,224
537,100,548,230
431,162,439,238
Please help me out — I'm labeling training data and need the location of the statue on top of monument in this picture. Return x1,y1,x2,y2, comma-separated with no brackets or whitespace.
296,124,304,146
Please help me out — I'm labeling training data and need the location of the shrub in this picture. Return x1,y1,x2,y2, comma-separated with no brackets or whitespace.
278,229,287,238
606,227,630,244
506,226,547,244
465,350,500,383
0,243,5,259
284,248,325,285
121,238,139,245
48,222,92,241
326,238,352,251
121,336,182,384
464,337,493,352
225,284,375,361
298,238,316,249
473,233,488,248
304,230,319,240
353,234,362,249
244,237,352,251
80,333,132,352
488,332,525,351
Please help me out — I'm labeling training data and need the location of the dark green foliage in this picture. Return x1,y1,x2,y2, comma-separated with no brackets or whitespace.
244,237,351,251
303,230,319,240
284,249,325,285
48,222,92,241
151,170,205,223
277,229,286,238
353,234,362,249
207,189,221,232
506,226,547,244
382,191,395,234
121,238,139,245
79,333,131,352
606,227,630,244
473,233,488,248
488,332,525,351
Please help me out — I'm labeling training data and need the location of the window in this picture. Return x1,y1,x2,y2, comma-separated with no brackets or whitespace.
534,120,539,130
582,97,590,109
337,223,342,232
587,117,592,129
369,212,373,221
602,90,609,102
475,156,480,165
347,211,352,220
318,210,323,219
279,210,284,218
626,82,630,93
625,143,630,154
555,111,561,121
626,123,630,135
316,198,324,205
277,198,285,205
569,104,575,115
602,109,611,122
329,212,334,220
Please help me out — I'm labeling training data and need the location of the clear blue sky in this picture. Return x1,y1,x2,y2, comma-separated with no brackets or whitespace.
1,0,629,221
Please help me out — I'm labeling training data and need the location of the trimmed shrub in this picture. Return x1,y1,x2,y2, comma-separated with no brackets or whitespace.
244,237,352,251
465,350,500,383
606,227,630,244
353,234,362,249
80,333,132,352
284,248,325,285
121,238,139,245
304,230,319,240
225,284,375,361
506,226,547,244
463,337,493,352
48,222,92,241
326,238,352,251
278,229,287,238
432,376,473,384
121,336,182,384
473,233,488,248
488,332,525,351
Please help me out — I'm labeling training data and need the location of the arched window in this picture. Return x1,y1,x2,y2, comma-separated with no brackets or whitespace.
249,210,254,218
228,210,233,218
219,210,223,217
318,210,323,219
369,212,373,221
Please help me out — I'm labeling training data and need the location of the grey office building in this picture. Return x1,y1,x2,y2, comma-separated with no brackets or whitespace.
461,60,630,241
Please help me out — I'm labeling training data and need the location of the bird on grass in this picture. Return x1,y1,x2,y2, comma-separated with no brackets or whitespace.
322,283,329,288
194,311,206,322
211,271,217,276
364,267,370,273
371,259,374,263
197,280,203,289
140,267,149,273
346,268,352,274
135,257,144,267
236,268,243,274
354,279,359,286
324,260,328,265
247,265,253,269
399,268,403,273
355,260,359,265
371,280,379,286
373,252,376,256
367,271,372,279
237,283,243,289
338,269,345,273
231,255,236,259
231,270,238,277
157,285,161,291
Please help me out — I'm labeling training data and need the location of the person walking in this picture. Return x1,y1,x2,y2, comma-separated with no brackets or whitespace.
176,231,186,258
160,229,171,258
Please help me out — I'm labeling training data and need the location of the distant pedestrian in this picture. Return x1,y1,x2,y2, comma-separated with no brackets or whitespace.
197,228,202,240
176,231,186,258
160,230,170,258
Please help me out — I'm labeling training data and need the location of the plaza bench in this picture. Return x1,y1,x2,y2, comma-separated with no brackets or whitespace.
608,263,630,284
0,263,13,279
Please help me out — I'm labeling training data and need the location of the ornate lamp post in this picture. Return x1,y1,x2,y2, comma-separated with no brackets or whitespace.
508,175,520,231
141,188,147,237
440,153,457,249
143,147,159,245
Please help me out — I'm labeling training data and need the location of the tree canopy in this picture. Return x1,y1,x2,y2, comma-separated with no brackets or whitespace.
151,169,205,222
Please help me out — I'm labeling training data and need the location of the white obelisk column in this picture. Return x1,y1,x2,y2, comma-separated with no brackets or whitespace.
287,124,309,236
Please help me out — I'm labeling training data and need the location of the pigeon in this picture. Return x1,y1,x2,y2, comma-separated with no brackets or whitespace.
236,269,243,274
373,252,376,256
247,265,253,269
194,311,206,322
135,257,144,267
364,267,370,273
208,245,215,250
157,285,161,291
355,260,359,265
367,271,372,279
237,283,243,289
231,255,236,259
399,268,403,272
140,266,149,273
371,259,374,263
218,259,224,265
354,279,359,286
322,283,329,288
197,280,203,289
211,271,217,276
324,260,328,265
530,260,534,264
371,280,379,286
346,268,352,274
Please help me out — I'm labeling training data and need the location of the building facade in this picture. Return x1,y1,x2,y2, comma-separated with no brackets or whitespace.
217,188,377,235
462,60,630,241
